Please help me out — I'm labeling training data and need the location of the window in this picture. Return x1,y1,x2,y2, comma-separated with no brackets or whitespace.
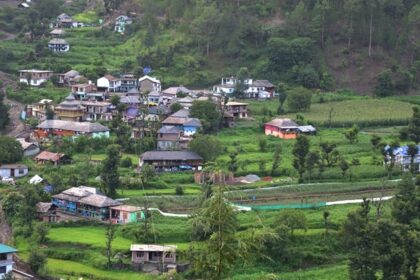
18,169,25,174
0,254,6,260
165,253,173,259
136,252,144,258
0,266,6,273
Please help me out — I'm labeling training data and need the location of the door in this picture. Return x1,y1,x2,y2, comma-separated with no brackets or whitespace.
10,168,14,177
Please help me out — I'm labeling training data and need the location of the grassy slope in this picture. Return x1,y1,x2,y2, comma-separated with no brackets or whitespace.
38,203,389,279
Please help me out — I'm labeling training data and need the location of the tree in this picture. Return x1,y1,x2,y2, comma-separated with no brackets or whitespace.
46,105,54,120
33,222,50,244
342,199,378,280
319,142,339,167
275,209,307,236
234,67,250,98
189,135,223,162
228,151,238,173
407,143,419,173
105,221,116,268
344,124,359,144
28,249,47,273
372,220,406,280
392,175,419,226
375,70,394,97
101,145,121,197
323,210,330,235
190,100,221,133
306,151,320,181
407,107,420,144
286,87,312,112
0,136,23,164
271,144,282,175
140,163,155,187
258,137,267,152
277,87,287,114
191,3,220,56
170,102,183,113
258,159,266,176
370,134,381,149
115,122,132,151
191,186,239,279
293,135,310,182
339,158,350,177
0,92,9,130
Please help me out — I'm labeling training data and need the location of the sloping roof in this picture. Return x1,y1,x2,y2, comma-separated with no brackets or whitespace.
110,205,142,212
298,125,317,133
103,74,118,81
64,70,79,77
16,138,37,151
148,90,161,97
162,86,191,95
55,94,84,111
35,151,65,162
127,87,140,95
225,101,248,106
141,151,203,161
19,69,52,73
50,29,66,35
0,244,17,254
0,164,28,169
184,118,202,127
53,186,122,208
37,120,109,133
177,96,194,103
158,126,181,134
162,116,187,126
139,75,160,84
49,38,68,45
171,109,190,118
29,174,43,184
131,244,177,252
265,118,298,128
389,145,420,156
36,202,52,213
252,80,274,87
120,96,140,104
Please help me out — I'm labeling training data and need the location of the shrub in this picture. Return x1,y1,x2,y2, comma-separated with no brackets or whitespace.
175,186,184,196
121,157,133,168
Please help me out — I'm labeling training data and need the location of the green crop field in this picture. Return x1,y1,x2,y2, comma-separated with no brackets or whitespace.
281,99,414,127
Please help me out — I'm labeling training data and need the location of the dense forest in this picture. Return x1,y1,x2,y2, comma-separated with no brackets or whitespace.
0,0,419,93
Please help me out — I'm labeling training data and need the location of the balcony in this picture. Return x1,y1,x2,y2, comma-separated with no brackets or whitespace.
0,260,13,267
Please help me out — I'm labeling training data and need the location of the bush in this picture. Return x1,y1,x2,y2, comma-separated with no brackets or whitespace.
121,157,133,168
28,249,47,273
175,186,184,196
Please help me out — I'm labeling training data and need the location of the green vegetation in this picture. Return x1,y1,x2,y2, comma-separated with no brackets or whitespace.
282,99,414,127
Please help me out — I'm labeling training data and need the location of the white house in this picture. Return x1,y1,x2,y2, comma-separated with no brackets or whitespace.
114,15,133,33
0,164,29,178
139,75,161,93
213,77,275,98
19,70,53,87
387,145,420,171
48,38,70,52
97,75,121,92
0,244,17,279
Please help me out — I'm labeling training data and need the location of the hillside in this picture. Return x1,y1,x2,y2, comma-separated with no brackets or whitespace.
0,0,419,93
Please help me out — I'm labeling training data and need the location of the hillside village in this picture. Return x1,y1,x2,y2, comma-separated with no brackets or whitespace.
0,1,419,280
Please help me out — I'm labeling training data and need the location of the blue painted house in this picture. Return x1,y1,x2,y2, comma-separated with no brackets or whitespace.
0,244,17,278
52,186,122,221
183,118,202,136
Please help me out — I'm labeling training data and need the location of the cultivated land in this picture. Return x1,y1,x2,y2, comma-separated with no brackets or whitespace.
0,1,419,278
